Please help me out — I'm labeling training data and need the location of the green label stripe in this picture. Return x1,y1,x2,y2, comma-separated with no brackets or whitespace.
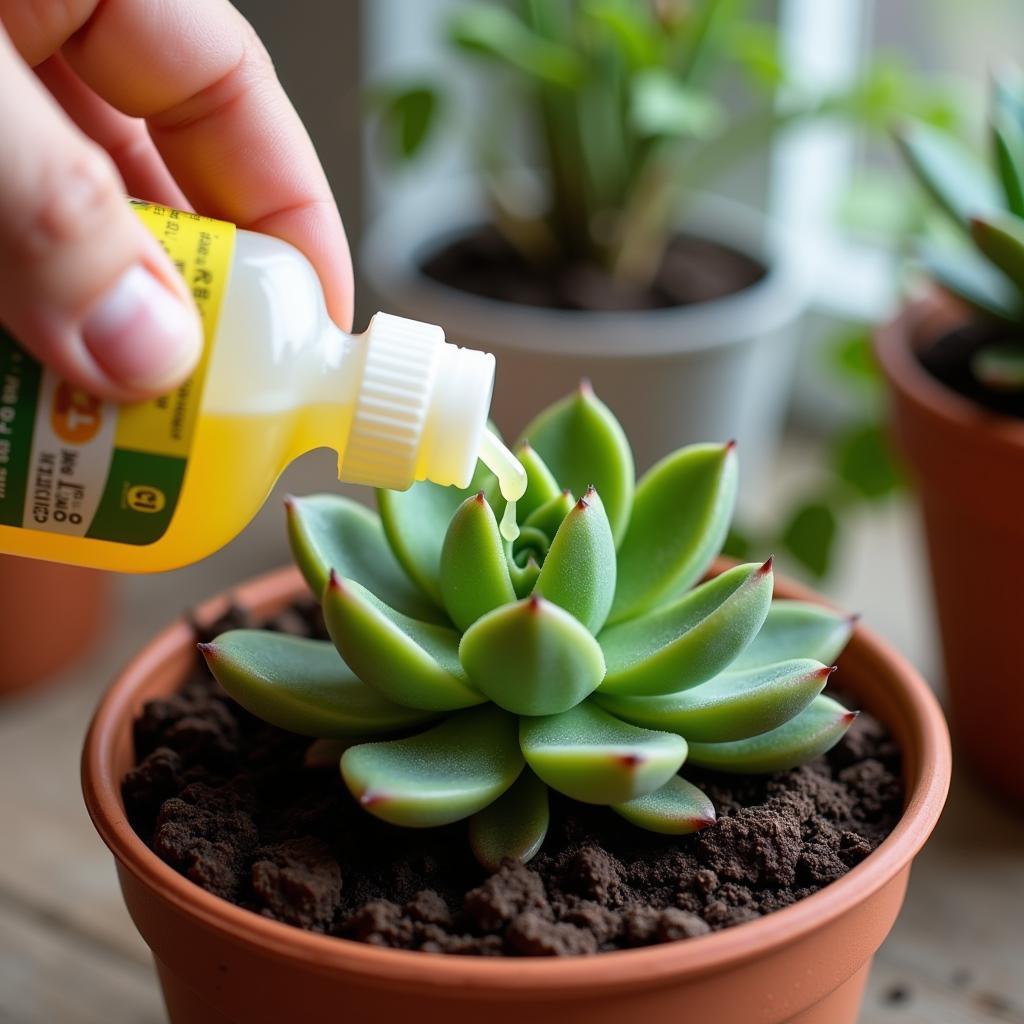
0,332,42,527
86,449,187,546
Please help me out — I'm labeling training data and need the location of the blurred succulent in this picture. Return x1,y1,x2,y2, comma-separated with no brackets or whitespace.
371,0,958,290
201,386,857,869
897,65,1024,391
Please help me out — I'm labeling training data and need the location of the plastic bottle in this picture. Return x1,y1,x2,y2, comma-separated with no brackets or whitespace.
0,201,525,573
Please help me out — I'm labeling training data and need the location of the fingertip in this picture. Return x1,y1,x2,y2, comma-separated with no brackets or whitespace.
81,263,202,397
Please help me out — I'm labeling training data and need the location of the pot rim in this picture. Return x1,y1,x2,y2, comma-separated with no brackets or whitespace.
875,296,1024,454
82,563,949,994
361,188,810,359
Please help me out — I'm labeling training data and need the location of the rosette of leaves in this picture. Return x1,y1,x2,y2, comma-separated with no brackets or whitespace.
897,65,1024,391
201,386,857,869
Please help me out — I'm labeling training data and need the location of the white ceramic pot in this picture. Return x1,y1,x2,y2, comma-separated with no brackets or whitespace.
362,189,809,485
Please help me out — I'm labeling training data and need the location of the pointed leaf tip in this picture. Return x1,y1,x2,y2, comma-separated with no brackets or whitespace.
610,443,738,623
725,439,737,451
611,774,716,835
759,555,774,575
197,641,216,660
579,377,593,394
459,598,606,716
517,386,634,546
576,496,590,511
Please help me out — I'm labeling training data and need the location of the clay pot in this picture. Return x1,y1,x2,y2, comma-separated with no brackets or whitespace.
0,554,110,697
83,564,949,1024
876,296,1024,805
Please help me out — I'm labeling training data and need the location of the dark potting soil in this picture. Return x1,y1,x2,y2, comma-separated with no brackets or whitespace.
918,322,1024,420
420,227,766,312
122,598,904,957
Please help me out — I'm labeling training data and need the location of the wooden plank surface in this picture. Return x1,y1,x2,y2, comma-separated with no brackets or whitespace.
1,449,1022,1023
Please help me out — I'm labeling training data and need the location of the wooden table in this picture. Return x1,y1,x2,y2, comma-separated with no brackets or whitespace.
1,447,1022,1024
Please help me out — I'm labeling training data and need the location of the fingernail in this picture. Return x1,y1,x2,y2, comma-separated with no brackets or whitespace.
82,265,202,391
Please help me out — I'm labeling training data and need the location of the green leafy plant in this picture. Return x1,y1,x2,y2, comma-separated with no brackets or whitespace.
372,0,953,291
201,386,858,869
897,65,1024,390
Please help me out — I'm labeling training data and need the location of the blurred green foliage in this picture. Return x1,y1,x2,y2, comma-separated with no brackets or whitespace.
370,0,959,286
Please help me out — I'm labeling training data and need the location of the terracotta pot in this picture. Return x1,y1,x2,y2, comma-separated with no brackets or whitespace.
0,554,110,697
83,564,949,1024
876,296,1024,805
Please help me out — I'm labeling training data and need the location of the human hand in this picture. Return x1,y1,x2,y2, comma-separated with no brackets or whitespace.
0,0,353,401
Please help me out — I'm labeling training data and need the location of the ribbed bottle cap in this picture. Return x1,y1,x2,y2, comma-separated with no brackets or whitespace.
339,312,495,491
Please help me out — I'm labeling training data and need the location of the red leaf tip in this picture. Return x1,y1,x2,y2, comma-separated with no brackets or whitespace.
816,664,839,679
283,494,297,513
694,815,717,831
527,593,543,612
578,377,593,395
359,790,388,809
575,496,590,511
474,490,486,504
724,439,738,452
617,753,645,769
758,555,774,575
197,641,217,661
326,569,343,592
842,710,860,725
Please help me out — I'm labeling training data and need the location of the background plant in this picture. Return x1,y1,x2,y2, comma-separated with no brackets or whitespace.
897,64,1024,390
202,386,858,869
371,0,957,290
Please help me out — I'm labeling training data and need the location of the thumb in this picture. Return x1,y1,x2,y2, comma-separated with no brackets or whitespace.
0,27,201,402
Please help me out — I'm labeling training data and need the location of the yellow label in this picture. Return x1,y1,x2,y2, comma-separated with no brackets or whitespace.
0,201,236,546
117,202,235,459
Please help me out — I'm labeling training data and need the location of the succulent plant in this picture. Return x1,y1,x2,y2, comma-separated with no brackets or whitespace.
201,386,857,869
897,66,1024,391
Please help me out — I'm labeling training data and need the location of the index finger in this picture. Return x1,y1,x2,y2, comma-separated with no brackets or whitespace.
1,0,353,329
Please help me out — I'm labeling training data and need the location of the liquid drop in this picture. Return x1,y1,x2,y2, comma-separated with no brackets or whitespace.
478,428,527,543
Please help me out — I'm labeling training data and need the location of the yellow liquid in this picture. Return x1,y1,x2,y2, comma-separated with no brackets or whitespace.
0,411,530,573
478,428,527,543
0,406,340,573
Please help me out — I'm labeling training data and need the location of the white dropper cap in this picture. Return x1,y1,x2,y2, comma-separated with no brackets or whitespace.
339,312,495,491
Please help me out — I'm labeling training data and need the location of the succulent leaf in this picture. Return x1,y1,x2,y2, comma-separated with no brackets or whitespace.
597,658,832,743
972,341,1024,390
523,490,576,539
341,705,523,827
459,596,606,716
323,575,484,711
201,632,437,738
970,213,1024,292
920,245,1023,322
534,487,617,634
730,599,856,670
468,768,549,870
286,495,442,623
509,553,542,598
520,700,687,804
515,443,562,521
377,461,499,606
609,442,737,624
440,494,516,631
517,383,635,545
895,121,999,229
598,560,772,696
993,116,1024,217
612,775,716,835
686,695,856,773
